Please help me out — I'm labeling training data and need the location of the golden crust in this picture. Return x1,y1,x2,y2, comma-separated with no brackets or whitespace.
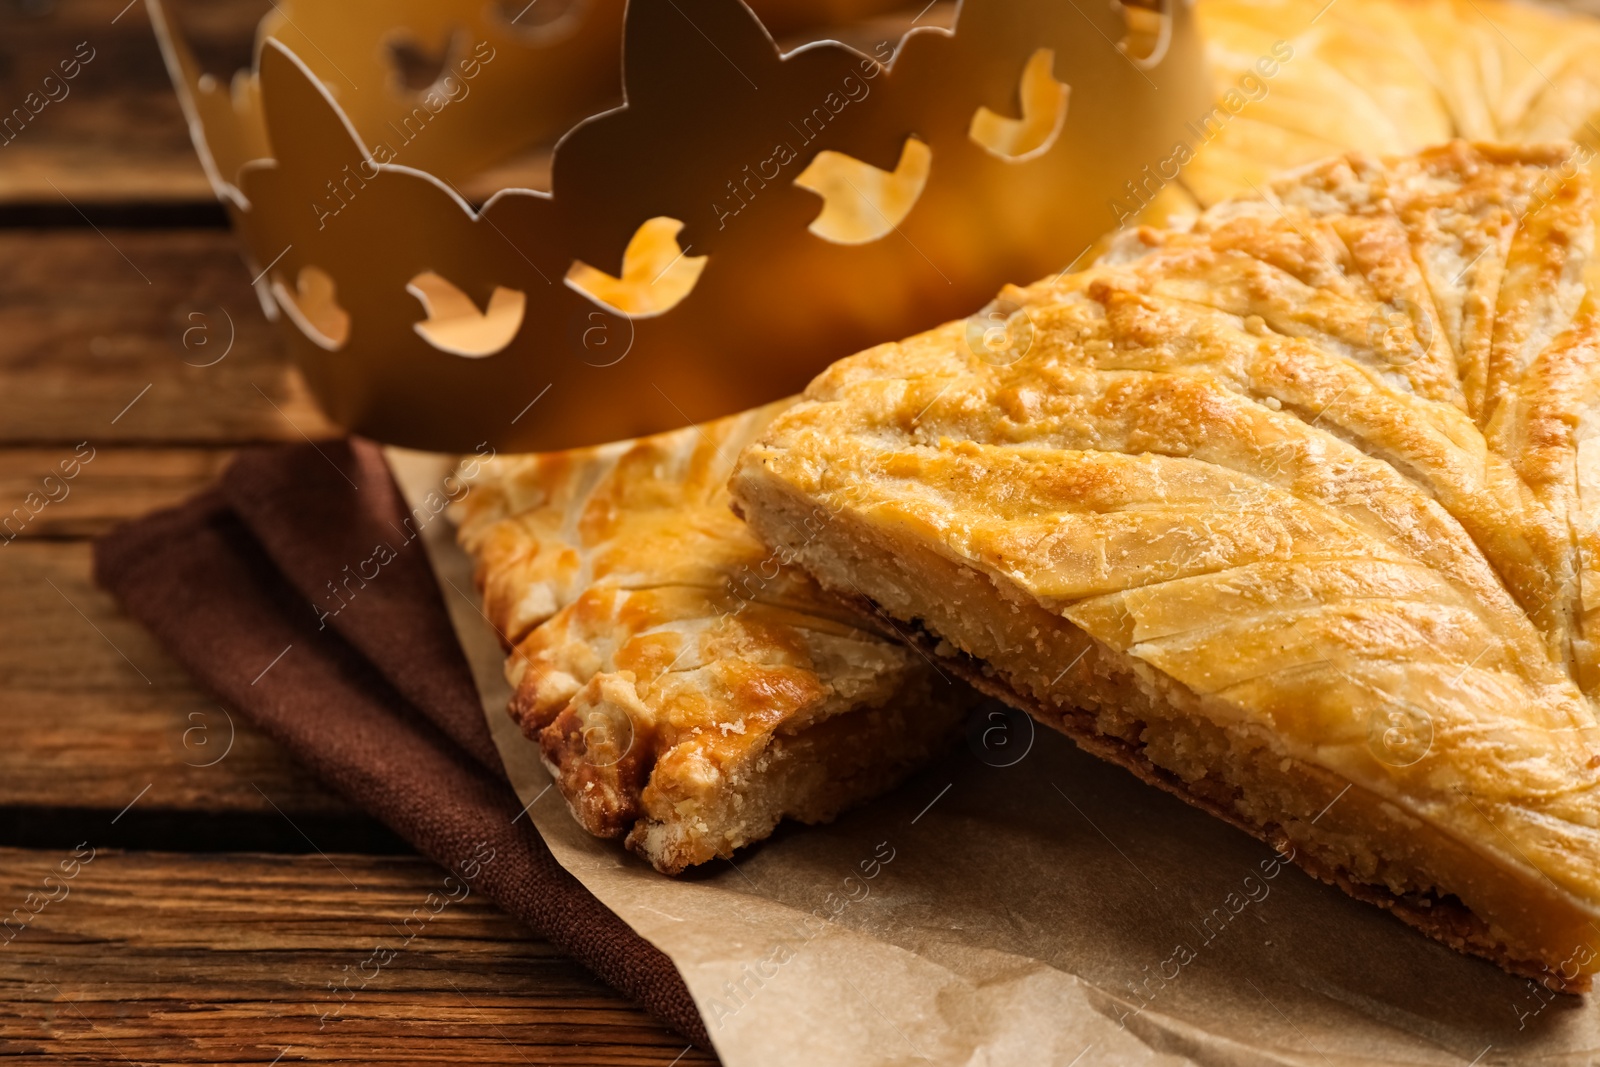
731,142,1600,986
454,401,970,873
1125,0,1600,304
1184,0,1600,208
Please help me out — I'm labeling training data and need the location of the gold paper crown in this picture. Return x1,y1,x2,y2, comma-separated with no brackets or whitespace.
151,0,1207,451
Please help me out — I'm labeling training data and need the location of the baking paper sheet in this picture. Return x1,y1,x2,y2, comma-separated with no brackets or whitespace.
389,448,1600,1067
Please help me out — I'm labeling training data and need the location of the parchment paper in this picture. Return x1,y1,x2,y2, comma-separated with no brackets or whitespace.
389,448,1600,1067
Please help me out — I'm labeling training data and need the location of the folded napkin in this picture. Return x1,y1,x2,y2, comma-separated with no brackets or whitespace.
92,438,709,1048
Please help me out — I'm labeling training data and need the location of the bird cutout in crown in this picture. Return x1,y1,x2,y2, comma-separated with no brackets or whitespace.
150,0,1207,452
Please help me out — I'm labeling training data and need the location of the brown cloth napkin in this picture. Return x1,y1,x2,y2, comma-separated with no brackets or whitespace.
92,437,710,1049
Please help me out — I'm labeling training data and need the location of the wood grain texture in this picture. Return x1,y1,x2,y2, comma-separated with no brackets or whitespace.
0,229,335,444
0,540,351,816
0,446,231,538
0,0,258,204
0,848,717,1065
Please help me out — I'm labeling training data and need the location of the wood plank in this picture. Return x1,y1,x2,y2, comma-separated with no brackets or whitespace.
0,848,717,1065
0,540,350,816
0,446,231,539
0,229,334,445
0,0,261,204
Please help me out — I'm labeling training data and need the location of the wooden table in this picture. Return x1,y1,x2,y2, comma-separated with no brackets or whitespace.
0,1,714,1062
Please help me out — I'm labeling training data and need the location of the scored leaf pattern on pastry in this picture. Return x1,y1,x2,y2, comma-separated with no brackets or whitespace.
735,143,1600,920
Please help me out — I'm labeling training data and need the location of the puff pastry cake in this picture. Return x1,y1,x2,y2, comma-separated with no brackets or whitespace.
453,401,970,874
731,142,1600,986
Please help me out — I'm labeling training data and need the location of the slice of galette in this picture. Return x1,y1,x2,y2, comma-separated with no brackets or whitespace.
454,400,971,874
731,142,1600,987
